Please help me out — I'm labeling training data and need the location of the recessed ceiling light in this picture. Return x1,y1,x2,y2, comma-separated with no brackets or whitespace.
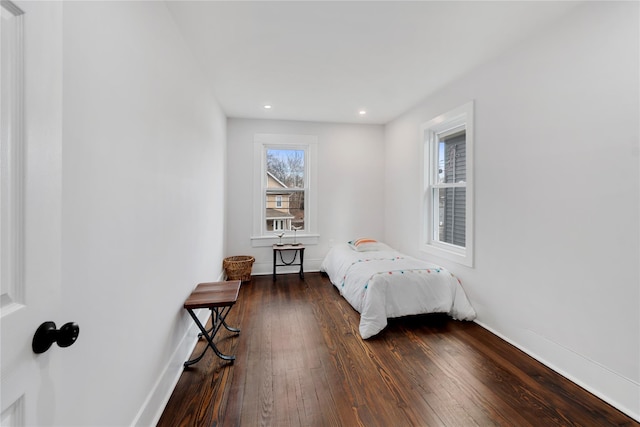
359,110,367,115
264,105,272,109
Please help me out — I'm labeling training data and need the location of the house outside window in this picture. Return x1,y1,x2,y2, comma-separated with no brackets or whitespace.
252,134,319,247
421,101,474,267
437,132,466,247
266,170,295,232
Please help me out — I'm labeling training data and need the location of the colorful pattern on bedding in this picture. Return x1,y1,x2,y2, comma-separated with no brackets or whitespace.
320,243,476,339
340,256,404,289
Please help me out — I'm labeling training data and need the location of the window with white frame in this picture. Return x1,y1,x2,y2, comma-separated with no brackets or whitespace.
421,101,474,267
252,134,318,246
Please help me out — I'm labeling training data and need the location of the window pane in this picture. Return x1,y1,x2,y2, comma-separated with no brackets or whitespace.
265,148,305,232
438,133,466,184
267,149,304,188
435,187,466,247
265,189,305,232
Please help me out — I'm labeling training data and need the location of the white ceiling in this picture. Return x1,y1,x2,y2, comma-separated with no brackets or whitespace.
166,1,580,125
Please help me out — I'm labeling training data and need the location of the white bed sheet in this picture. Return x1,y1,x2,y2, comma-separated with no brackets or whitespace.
320,243,476,339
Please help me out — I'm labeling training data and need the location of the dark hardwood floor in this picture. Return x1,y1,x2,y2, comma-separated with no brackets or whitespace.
157,273,638,427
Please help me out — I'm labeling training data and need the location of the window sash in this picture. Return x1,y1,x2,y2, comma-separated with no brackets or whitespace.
432,186,466,247
252,134,318,247
264,188,305,232
432,182,466,189
430,130,466,249
420,101,474,267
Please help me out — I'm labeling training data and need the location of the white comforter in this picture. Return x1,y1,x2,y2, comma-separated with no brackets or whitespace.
320,243,476,339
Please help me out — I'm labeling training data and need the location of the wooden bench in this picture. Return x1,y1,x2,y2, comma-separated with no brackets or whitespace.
183,280,241,367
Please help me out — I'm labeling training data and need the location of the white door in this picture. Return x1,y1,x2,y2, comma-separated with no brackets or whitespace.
1,1,63,425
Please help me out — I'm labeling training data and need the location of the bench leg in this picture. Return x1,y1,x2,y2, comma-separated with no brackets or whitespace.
198,308,241,337
184,306,239,367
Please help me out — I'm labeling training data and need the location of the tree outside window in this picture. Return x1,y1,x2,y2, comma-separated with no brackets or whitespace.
265,149,305,232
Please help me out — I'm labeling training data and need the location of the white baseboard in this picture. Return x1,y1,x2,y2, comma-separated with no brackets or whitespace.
474,320,640,422
133,274,640,426
131,307,210,427
132,271,229,425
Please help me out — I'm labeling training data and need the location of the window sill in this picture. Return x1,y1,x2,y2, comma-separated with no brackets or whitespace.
420,242,473,268
250,234,320,247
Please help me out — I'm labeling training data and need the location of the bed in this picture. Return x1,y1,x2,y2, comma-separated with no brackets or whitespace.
320,239,476,339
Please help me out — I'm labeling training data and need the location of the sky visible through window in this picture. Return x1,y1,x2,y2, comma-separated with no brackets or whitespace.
267,148,304,188
266,148,306,231
268,149,298,162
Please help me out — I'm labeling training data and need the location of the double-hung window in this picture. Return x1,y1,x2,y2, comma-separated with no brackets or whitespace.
252,134,318,246
421,102,474,267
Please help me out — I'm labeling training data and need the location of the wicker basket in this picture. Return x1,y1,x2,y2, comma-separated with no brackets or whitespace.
223,255,255,282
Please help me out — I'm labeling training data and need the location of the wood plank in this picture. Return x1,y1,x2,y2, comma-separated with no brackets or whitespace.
157,273,640,427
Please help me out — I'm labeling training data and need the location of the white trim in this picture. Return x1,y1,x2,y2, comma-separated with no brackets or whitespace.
0,0,23,16
475,320,640,422
420,101,474,267
131,307,210,427
250,233,319,247
131,272,225,426
252,134,318,247
1,1,25,314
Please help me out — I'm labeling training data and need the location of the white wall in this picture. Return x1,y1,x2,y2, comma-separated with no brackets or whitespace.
58,2,227,425
384,2,639,420
26,1,635,424
226,119,384,274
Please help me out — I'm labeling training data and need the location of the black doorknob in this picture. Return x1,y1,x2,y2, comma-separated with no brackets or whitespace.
32,321,80,354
